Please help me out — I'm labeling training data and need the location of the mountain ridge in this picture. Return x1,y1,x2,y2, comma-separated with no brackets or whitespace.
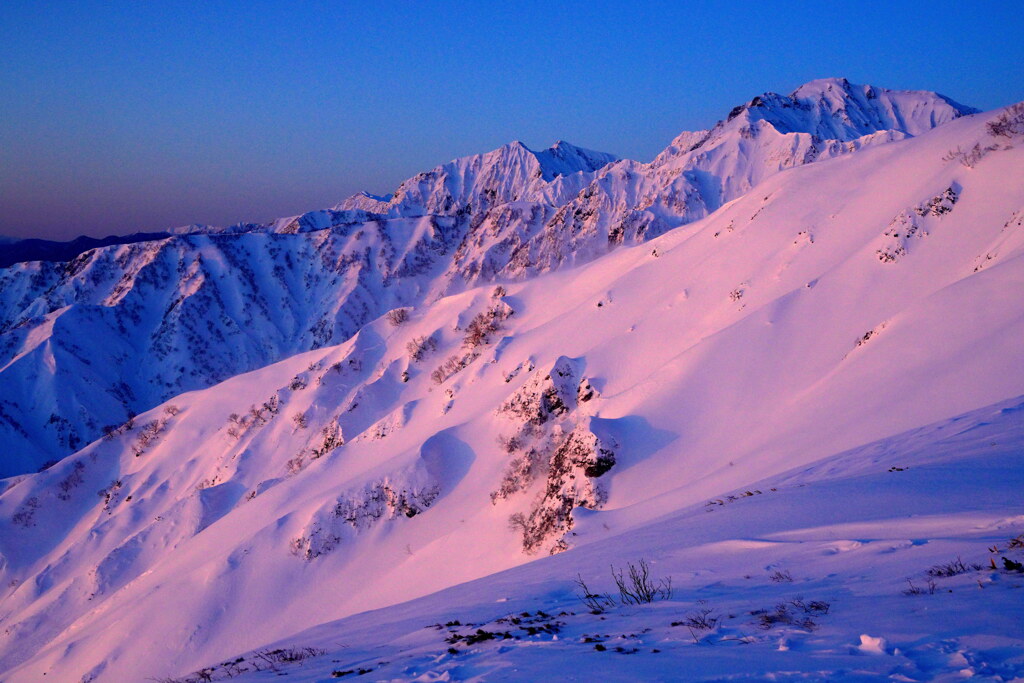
0,80,984,476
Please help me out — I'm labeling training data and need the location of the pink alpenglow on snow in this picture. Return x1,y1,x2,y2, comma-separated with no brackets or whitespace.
1,84,1023,682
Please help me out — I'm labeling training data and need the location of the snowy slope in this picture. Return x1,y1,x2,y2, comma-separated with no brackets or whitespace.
0,80,975,475
178,396,1024,682
1,101,1022,682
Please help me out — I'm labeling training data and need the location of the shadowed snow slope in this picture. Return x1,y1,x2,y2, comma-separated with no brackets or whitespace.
1,100,1022,681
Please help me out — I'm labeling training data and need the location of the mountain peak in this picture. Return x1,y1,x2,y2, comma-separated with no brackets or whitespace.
726,78,978,140
790,76,853,98
534,140,618,180
500,139,531,152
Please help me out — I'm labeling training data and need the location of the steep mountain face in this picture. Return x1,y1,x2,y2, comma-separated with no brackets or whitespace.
0,217,463,476
335,140,619,216
1,101,1022,682
0,80,978,475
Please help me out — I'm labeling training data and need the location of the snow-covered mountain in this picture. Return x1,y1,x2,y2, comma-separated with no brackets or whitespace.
0,80,977,476
1,95,1022,682
336,139,619,216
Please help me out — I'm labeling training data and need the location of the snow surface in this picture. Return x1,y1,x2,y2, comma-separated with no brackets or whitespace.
0,89,1022,682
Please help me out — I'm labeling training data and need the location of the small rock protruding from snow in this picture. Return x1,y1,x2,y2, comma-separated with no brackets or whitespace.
857,634,888,655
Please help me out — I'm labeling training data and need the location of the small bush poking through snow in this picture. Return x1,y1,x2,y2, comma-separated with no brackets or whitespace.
573,573,616,613
386,308,410,326
612,559,673,604
462,301,513,349
152,646,327,682
926,556,982,577
428,302,513,384
573,559,672,612
751,599,828,631
902,578,937,596
986,102,1024,139
672,601,720,642
406,334,437,362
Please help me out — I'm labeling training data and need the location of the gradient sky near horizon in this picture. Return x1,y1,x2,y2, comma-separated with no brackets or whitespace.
2,1,1022,241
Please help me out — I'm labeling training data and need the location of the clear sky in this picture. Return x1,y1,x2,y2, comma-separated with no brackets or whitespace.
1,1,1021,240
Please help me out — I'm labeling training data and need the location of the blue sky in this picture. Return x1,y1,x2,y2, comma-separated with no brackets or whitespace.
1,1,1021,240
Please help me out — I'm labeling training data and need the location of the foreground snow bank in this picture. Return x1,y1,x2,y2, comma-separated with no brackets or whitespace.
167,396,1024,682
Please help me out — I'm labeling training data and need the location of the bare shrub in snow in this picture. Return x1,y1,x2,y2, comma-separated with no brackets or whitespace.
751,601,822,631
902,578,937,595
496,433,522,454
671,600,720,642
926,556,982,577
406,334,437,362
291,412,308,429
573,573,616,613
463,302,513,348
286,455,305,475
56,461,86,501
291,480,439,561
226,394,282,439
572,560,671,612
11,496,41,527
612,559,672,604
769,569,794,583
491,449,543,503
154,646,327,681
986,102,1024,138
102,415,135,441
430,351,477,385
386,307,410,326
429,303,513,383
508,512,528,535
131,418,169,457
310,421,344,459
673,601,719,630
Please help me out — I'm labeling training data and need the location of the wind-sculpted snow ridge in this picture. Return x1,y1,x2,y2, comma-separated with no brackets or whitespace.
0,80,978,475
2,101,1024,682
